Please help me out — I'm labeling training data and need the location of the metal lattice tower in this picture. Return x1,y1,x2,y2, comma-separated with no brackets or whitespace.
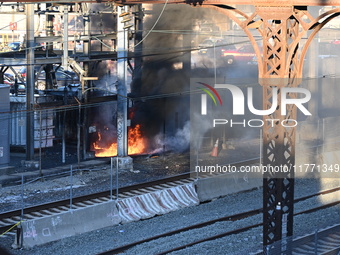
185,3,340,250
78,0,340,250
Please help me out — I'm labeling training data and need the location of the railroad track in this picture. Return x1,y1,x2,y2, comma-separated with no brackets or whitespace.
253,224,340,255
96,187,340,255
0,172,192,238
290,224,340,255
0,157,261,238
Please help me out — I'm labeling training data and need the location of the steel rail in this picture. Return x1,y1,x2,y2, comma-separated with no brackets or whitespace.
0,172,191,219
0,172,191,235
254,224,340,255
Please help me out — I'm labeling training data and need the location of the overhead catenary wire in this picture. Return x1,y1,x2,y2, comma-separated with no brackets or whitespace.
133,0,169,49
0,36,263,66
0,5,338,94
0,1,267,54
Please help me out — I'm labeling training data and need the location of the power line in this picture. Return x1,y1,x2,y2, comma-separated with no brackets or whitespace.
1,72,339,119
133,0,169,48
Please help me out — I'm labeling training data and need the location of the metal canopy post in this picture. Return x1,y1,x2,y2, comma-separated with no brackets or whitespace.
258,7,299,251
185,2,334,251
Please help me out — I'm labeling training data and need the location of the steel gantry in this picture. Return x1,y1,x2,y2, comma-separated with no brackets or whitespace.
194,3,340,251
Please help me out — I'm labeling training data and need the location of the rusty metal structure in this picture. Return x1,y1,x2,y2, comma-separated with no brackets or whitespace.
200,3,340,250
2,0,340,252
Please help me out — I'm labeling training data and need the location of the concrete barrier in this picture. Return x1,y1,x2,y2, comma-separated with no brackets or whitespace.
321,150,340,164
19,200,121,248
117,193,160,223
118,183,199,224
196,172,262,202
160,183,199,209
319,150,340,178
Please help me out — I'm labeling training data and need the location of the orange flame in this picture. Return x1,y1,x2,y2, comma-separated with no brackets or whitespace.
92,124,147,157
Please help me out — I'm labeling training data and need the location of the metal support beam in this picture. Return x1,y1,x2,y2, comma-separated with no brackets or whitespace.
26,3,35,161
83,2,91,88
306,7,320,120
46,4,54,53
116,6,129,157
0,71,4,84
196,4,340,252
45,4,55,90
256,7,299,252
62,6,68,70
182,14,191,76
82,3,91,160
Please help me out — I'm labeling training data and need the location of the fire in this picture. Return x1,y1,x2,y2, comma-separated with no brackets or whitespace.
92,124,147,157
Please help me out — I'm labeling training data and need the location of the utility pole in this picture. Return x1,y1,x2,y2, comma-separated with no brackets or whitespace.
82,2,91,89
62,5,68,70
82,3,91,160
116,6,133,170
25,3,35,161
45,3,54,90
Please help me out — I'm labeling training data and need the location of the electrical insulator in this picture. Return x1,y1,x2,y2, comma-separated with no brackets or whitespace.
121,17,132,23
120,10,134,30
124,24,133,30
119,12,130,17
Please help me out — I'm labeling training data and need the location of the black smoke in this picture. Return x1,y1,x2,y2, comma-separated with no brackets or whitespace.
130,5,228,152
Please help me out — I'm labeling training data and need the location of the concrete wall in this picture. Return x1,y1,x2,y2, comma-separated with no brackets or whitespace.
195,172,262,202
0,85,10,168
20,200,121,248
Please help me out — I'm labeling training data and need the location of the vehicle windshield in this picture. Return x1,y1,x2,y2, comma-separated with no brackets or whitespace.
8,42,21,50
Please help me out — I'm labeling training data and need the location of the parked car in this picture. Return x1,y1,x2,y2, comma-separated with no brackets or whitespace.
198,38,236,57
18,66,43,79
7,42,21,51
221,44,257,65
2,73,26,94
248,55,258,65
330,39,340,45
3,73,15,84
36,69,79,90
